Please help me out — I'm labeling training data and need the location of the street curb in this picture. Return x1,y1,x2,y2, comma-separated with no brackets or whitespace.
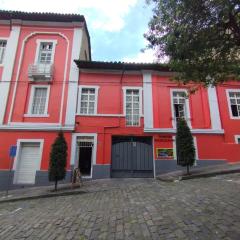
0,190,87,204
181,168,240,180
157,168,240,182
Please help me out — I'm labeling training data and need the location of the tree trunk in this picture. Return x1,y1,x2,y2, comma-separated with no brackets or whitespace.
187,165,190,175
55,179,58,191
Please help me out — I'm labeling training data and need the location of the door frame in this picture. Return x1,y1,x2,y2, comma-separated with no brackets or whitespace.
13,139,44,184
70,133,97,179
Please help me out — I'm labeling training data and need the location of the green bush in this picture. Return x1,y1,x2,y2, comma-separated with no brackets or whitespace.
48,131,68,191
176,118,196,174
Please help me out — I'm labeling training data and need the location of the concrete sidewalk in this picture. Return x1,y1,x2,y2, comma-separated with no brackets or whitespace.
0,183,88,203
0,178,134,204
157,162,240,182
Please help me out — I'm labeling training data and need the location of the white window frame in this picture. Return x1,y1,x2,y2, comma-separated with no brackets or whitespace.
77,85,99,115
226,89,240,119
170,89,191,128
235,135,240,144
122,87,143,127
0,38,8,66
34,39,58,64
25,85,50,117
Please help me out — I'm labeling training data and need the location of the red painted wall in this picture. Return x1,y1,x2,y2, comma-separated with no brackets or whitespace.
2,25,74,124
0,131,72,170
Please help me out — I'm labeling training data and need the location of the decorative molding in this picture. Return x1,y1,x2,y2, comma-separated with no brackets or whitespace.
144,128,224,134
208,86,222,129
143,71,153,128
0,124,74,131
0,26,20,124
76,113,125,117
7,31,69,126
65,28,83,126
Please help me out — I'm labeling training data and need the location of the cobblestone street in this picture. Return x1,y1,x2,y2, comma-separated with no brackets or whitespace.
0,174,240,240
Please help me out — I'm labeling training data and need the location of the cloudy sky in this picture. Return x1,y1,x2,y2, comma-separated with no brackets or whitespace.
0,0,157,63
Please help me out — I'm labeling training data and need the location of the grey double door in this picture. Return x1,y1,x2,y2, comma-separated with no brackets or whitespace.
111,137,154,178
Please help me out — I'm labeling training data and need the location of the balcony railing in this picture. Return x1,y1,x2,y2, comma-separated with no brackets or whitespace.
28,64,54,81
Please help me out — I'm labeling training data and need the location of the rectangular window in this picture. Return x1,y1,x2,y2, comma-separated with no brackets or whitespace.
172,91,187,120
0,40,7,64
80,88,96,115
38,42,53,64
30,87,48,115
125,89,140,126
228,92,240,117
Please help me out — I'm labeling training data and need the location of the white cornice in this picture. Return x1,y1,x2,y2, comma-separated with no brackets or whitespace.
144,128,225,134
0,124,74,131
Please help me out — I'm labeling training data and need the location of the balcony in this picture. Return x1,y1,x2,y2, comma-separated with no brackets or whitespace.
28,64,54,82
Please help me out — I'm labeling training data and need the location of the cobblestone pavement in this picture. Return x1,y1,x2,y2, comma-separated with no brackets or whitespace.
0,174,240,240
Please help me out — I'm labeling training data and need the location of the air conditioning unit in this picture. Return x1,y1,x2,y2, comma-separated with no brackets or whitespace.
28,64,54,82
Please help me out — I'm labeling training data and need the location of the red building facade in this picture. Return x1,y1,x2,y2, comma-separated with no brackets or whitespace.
0,11,239,189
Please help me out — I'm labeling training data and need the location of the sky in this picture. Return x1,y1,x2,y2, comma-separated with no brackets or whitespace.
0,0,157,63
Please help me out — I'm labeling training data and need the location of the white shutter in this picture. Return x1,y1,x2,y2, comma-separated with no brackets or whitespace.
15,143,41,184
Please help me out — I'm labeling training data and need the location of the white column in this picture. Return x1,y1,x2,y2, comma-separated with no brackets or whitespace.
65,28,83,126
208,86,222,130
0,26,20,124
143,71,153,128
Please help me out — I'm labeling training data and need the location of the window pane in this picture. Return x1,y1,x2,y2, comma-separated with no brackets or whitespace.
179,99,185,104
38,42,53,64
82,89,88,94
89,95,95,101
133,103,139,108
81,102,88,108
89,102,95,108
80,88,96,114
173,91,186,120
31,88,47,115
231,105,239,117
126,96,131,101
125,89,140,126
81,95,88,101
89,108,95,114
